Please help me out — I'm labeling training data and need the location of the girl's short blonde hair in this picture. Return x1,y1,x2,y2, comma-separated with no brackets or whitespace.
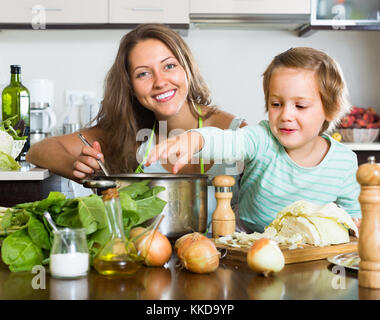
262,47,351,132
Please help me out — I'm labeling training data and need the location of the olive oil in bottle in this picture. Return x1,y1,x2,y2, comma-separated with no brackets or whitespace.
1,65,30,158
93,188,144,276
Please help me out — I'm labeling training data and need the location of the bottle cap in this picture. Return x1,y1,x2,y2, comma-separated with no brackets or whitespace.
10,65,21,74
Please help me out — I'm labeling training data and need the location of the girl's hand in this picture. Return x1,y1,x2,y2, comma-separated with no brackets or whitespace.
145,131,204,174
73,141,105,181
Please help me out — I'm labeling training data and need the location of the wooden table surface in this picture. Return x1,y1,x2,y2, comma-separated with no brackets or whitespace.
1,253,379,300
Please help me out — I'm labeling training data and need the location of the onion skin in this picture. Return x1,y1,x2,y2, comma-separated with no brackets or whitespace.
175,232,209,260
131,227,172,267
181,239,220,274
130,227,145,239
247,238,285,277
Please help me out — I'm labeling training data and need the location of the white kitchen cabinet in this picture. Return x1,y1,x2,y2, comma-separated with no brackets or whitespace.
190,0,310,15
109,0,189,24
0,0,108,24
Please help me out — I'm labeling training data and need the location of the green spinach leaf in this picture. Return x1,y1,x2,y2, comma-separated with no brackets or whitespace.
119,180,150,199
89,227,111,247
78,195,108,235
135,186,166,200
135,195,167,226
1,229,44,272
0,211,13,230
0,181,167,272
27,215,51,250
55,206,81,229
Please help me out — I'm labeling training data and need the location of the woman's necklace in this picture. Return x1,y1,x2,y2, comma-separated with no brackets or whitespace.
135,105,204,174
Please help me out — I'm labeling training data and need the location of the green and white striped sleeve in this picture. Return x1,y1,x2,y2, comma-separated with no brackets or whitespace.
191,125,268,163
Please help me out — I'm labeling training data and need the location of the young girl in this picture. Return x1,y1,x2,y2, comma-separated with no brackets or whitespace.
146,47,361,232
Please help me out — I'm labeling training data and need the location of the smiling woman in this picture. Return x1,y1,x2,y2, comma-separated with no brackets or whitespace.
25,23,247,221
128,38,190,120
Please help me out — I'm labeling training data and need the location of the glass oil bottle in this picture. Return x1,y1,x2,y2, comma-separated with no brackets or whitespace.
2,65,30,158
93,187,144,276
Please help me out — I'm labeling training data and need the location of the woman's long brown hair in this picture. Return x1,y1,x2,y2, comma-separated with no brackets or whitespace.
94,23,213,173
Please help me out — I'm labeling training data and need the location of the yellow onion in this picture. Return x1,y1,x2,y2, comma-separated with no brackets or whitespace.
175,232,209,260
247,238,285,277
181,239,220,274
130,227,172,267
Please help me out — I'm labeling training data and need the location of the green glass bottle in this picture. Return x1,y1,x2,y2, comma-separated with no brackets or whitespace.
1,65,30,158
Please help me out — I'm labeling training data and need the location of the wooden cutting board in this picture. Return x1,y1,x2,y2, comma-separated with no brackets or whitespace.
215,237,358,264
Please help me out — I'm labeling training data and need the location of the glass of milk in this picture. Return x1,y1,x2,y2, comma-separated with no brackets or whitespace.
50,228,89,279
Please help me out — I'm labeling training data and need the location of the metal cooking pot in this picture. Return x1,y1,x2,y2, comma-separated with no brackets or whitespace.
84,173,208,239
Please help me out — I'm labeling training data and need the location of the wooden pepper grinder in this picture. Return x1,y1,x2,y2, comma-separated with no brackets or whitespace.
357,156,380,289
212,175,236,238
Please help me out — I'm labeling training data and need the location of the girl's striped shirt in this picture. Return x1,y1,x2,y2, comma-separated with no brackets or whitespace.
193,120,361,232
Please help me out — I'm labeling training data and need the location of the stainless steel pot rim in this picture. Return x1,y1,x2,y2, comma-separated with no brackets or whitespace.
82,179,117,189
98,173,209,179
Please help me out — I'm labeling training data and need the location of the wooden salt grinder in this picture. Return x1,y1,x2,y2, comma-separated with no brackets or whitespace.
212,175,236,238
357,156,380,289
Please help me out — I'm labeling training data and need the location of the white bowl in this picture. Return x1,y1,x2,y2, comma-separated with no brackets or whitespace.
337,128,380,143
11,140,26,159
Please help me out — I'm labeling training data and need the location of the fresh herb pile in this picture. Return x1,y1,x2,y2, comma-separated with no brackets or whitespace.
0,180,166,272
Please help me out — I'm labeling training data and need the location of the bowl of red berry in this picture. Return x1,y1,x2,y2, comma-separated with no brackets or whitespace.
337,107,380,143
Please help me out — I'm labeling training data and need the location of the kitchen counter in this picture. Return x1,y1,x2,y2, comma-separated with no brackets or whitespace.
0,163,378,306
344,142,380,151
0,162,49,181
0,253,379,301
0,162,61,207
341,143,380,165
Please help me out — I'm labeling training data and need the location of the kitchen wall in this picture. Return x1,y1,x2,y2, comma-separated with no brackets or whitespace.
1,27,380,129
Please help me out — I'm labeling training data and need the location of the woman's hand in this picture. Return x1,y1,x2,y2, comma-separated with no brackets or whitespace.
73,141,105,181
145,131,204,174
